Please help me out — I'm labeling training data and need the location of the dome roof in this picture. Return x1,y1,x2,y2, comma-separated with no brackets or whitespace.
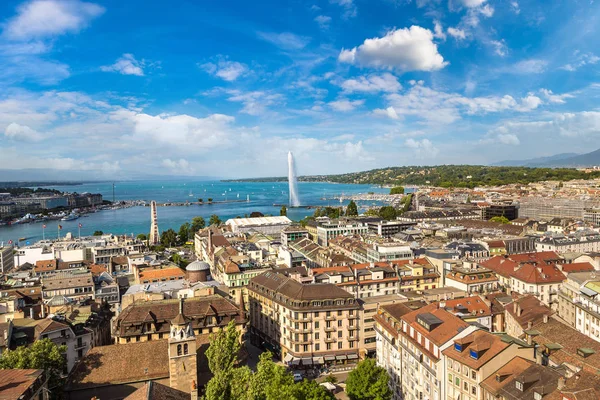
186,260,210,271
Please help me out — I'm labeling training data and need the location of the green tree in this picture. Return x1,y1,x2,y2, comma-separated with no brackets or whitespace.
208,198,213,203
378,206,397,221
280,205,287,216
209,214,222,226
0,338,67,392
346,200,359,216
198,198,204,203
93,230,103,236
389,186,405,195
363,209,380,217
137,233,147,241
295,380,336,400
191,216,206,233
490,216,510,224
160,228,177,247
346,358,392,400
178,222,191,244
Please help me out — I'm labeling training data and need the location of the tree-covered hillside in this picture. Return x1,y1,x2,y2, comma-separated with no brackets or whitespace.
224,165,600,188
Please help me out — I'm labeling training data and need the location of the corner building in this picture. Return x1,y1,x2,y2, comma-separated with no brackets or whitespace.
248,271,361,366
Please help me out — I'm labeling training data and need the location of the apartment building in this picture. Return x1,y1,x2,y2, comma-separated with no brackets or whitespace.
504,295,553,339
536,234,600,254
374,302,478,400
247,271,361,366
445,263,499,295
443,330,535,400
311,258,440,299
41,270,95,301
0,369,49,400
114,296,245,344
509,263,565,310
0,246,13,274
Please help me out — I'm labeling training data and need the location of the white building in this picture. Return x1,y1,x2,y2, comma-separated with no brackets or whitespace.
34,318,93,373
317,220,369,246
225,216,292,234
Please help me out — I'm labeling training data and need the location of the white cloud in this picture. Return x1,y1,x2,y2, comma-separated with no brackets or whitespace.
224,90,283,116
373,106,400,120
3,0,104,40
100,54,145,76
328,99,365,112
433,21,446,40
447,27,467,40
4,122,43,141
339,73,402,93
479,4,494,17
338,26,448,72
330,0,357,19
561,52,600,71
257,31,311,50
490,40,508,56
161,158,193,174
404,138,439,157
201,59,248,81
511,1,520,14
539,89,574,104
497,133,520,145
460,0,487,7
518,95,542,111
314,15,332,29
512,59,547,74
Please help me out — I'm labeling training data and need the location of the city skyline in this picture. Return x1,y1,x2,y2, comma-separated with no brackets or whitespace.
0,0,599,179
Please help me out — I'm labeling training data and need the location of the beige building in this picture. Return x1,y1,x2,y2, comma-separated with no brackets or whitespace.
443,330,535,400
248,271,361,366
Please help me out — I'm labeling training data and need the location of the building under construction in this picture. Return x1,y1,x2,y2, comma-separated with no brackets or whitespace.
519,197,600,221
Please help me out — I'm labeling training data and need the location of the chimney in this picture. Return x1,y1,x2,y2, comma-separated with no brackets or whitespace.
191,380,198,400
439,301,446,309
517,303,522,317
179,298,185,316
526,332,533,346
513,301,518,313
527,321,532,330
495,373,501,382
29,308,34,319
543,314,548,323
557,376,566,390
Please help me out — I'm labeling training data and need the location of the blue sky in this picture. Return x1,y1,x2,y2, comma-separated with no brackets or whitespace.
0,0,599,179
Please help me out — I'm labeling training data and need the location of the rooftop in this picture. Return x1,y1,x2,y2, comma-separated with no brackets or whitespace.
0,369,45,400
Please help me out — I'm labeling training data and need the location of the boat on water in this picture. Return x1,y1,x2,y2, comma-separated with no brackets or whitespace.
18,237,27,241
61,212,80,221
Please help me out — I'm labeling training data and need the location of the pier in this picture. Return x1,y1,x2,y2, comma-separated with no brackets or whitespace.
150,199,249,207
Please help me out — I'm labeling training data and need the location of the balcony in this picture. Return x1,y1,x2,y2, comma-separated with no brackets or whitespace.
347,336,359,342
324,337,336,343
74,341,87,350
324,314,337,321
348,325,359,330
324,326,336,332
291,315,311,322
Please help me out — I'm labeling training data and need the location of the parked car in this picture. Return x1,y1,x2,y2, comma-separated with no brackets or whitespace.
293,373,303,383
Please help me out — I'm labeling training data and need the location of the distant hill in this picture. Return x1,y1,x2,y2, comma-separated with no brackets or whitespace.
493,153,580,167
494,148,600,167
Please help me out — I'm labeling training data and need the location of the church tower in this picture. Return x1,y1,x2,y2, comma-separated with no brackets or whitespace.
168,299,197,392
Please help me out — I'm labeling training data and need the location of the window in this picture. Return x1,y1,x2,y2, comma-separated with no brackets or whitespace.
471,386,476,395
326,343,332,350
338,320,342,327
516,381,523,391
463,382,468,391
184,343,188,355
315,343,320,351
338,342,343,349
455,377,460,386
315,321,319,329
315,333,320,340
471,370,476,380
177,344,182,356
338,331,342,338
449,374,453,383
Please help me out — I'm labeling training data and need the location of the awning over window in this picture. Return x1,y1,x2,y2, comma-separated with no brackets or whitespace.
301,358,313,365
284,353,293,363
313,356,325,364
347,354,359,360
324,356,336,361
291,358,301,366
336,355,347,361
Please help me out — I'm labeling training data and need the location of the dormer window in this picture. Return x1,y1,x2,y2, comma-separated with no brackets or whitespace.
470,349,480,359
516,381,523,391
455,343,463,352
534,392,542,400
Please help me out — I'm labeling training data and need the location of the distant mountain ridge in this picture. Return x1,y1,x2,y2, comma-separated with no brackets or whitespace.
494,148,600,167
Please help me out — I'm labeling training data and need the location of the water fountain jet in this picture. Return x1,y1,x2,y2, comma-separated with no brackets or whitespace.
288,151,300,207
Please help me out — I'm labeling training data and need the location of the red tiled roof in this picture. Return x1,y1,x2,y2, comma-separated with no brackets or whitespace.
0,369,44,400
560,262,595,273
511,263,565,284
442,296,492,317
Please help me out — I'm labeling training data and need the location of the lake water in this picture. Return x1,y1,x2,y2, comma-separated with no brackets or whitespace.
0,180,389,244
